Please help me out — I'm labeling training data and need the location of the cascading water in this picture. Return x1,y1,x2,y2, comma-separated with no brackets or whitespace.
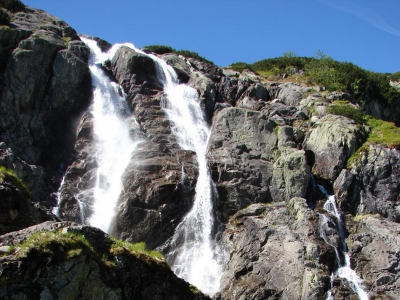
70,37,138,233
149,55,225,296
317,186,369,300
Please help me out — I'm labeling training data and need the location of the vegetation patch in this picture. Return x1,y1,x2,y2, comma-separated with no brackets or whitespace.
228,51,400,103
364,116,400,148
142,44,214,65
0,8,10,24
110,238,164,260
347,116,400,167
0,0,25,11
0,166,30,195
327,104,364,124
14,231,94,259
62,36,70,47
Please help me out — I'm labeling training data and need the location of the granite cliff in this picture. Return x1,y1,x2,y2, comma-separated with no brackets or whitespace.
1,2,399,299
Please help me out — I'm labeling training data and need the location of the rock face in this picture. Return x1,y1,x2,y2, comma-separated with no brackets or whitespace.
0,6,91,207
347,216,400,299
334,145,400,222
206,108,277,220
2,4,400,300
304,115,366,181
215,198,333,300
0,221,210,300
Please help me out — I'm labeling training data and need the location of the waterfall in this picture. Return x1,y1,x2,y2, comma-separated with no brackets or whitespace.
71,37,139,233
317,187,369,299
149,55,225,296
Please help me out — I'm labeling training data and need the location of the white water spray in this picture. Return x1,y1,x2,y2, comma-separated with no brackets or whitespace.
77,38,139,233
150,56,224,296
318,191,369,300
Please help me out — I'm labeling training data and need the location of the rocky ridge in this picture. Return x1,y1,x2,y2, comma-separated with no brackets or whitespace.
0,3,399,300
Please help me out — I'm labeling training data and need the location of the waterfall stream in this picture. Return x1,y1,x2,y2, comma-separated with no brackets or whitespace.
317,187,369,300
149,55,225,297
70,38,139,233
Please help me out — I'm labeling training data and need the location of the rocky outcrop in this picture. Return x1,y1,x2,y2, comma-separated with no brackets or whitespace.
0,174,57,235
206,108,277,220
346,215,400,299
0,221,210,300
216,198,333,300
304,114,367,181
0,6,91,208
106,46,199,249
334,145,400,222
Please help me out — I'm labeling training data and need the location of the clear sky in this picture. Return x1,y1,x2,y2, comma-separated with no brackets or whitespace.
22,0,400,73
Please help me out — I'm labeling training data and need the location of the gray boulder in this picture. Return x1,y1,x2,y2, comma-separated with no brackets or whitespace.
207,107,277,220
304,114,366,181
216,198,332,300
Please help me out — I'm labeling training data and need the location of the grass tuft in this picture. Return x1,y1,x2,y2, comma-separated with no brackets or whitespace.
0,166,30,196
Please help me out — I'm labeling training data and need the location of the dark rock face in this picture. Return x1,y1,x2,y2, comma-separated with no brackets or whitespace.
106,46,198,249
334,145,400,222
0,221,210,300
215,198,333,300
0,179,57,235
0,7,91,208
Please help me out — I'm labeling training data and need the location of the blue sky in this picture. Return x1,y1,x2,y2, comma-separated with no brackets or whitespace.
23,0,400,73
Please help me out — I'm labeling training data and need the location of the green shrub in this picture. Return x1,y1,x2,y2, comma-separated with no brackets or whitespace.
229,62,253,73
229,50,400,103
0,0,25,11
0,8,10,24
142,45,174,55
142,44,214,65
0,166,30,195
327,104,364,124
390,72,400,81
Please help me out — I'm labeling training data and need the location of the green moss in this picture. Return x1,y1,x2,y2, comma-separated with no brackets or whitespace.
110,238,164,260
0,166,30,196
62,36,70,47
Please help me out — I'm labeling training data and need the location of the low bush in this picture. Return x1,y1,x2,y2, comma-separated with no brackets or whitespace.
0,0,25,11
142,44,214,65
327,104,364,124
142,45,174,55
229,51,400,103
0,8,10,24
